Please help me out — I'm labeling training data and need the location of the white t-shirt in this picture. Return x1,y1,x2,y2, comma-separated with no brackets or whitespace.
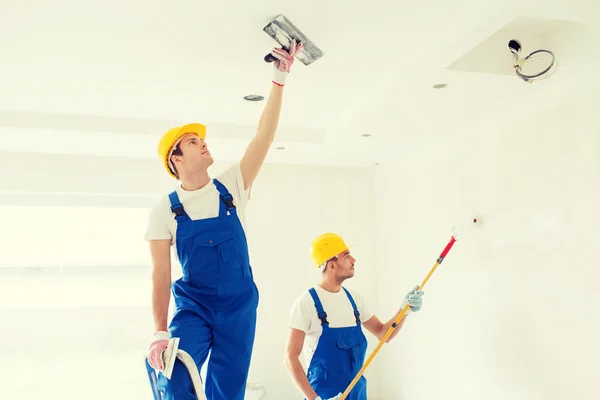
144,163,251,258
288,284,373,367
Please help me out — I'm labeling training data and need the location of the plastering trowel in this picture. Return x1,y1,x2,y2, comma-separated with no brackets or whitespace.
263,14,324,66
161,337,179,379
145,337,207,400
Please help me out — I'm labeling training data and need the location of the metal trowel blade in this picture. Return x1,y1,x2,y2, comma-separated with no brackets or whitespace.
263,14,324,66
162,337,180,380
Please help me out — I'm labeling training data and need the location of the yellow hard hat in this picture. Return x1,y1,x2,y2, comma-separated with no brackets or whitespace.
310,232,353,267
157,123,207,178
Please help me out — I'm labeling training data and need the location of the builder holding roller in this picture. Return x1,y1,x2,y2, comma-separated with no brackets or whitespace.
284,233,424,400
144,40,303,400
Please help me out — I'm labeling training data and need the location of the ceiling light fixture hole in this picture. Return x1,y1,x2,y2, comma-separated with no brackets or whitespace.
243,94,265,101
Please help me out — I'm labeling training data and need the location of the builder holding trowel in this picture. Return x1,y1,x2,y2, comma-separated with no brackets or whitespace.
284,233,424,400
144,40,302,400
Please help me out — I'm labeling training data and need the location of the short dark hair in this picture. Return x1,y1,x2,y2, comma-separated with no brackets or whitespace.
170,146,183,179
321,256,338,273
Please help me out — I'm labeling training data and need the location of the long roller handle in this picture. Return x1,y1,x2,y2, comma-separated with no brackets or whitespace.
340,235,457,399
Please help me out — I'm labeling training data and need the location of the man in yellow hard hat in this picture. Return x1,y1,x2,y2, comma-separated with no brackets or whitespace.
144,40,303,400
284,233,425,400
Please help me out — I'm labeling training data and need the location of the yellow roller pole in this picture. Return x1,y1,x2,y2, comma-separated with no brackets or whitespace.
340,234,457,399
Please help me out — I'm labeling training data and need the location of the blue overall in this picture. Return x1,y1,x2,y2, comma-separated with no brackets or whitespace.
156,178,259,400
306,287,368,400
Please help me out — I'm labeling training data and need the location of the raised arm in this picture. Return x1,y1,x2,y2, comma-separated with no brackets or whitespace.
362,286,424,343
362,313,408,343
240,40,303,190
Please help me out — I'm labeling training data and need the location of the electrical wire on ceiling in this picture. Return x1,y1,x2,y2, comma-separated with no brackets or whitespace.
508,39,557,83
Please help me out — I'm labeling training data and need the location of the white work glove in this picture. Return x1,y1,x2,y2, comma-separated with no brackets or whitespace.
270,39,303,86
315,394,342,400
148,330,170,370
401,285,424,313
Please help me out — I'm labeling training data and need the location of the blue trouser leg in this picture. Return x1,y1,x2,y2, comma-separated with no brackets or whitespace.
156,309,212,400
205,280,259,400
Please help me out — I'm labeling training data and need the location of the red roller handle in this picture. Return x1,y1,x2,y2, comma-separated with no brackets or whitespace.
440,236,456,259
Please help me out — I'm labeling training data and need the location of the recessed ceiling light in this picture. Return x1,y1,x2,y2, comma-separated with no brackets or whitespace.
275,146,285,150
433,84,447,89
373,162,380,166
361,133,372,137
243,94,265,101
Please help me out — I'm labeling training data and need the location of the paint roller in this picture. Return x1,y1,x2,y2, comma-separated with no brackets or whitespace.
340,233,458,399
262,14,324,65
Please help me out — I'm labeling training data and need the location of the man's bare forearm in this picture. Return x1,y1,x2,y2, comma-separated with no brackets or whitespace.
383,309,407,342
149,240,172,333
239,83,284,189
151,268,171,332
256,83,284,143
284,356,319,400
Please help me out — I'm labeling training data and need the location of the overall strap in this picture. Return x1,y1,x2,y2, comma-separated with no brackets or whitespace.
342,287,361,325
168,191,188,222
308,288,329,329
212,178,236,216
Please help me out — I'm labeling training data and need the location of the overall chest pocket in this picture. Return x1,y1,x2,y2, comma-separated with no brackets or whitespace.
334,331,361,350
192,229,240,265
334,332,365,372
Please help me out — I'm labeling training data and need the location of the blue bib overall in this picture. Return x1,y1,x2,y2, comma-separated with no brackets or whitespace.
307,287,368,400
156,178,259,400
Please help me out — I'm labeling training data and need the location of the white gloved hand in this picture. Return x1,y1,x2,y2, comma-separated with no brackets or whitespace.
315,393,343,400
148,330,170,370
401,285,424,313
270,39,303,86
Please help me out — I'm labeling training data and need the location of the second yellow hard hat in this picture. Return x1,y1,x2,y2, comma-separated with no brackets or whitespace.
310,232,353,267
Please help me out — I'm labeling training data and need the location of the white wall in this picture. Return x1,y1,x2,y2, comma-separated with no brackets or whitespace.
0,159,381,399
373,97,600,399
245,164,381,399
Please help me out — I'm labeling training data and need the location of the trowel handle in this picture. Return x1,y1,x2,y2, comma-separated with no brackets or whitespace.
264,53,277,63
264,44,292,63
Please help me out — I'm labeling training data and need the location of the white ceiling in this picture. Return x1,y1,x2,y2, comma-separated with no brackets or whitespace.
0,0,598,168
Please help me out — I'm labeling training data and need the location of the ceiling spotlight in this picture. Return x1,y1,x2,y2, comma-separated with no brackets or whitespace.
275,146,285,150
243,94,265,101
433,84,447,89
361,133,372,137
